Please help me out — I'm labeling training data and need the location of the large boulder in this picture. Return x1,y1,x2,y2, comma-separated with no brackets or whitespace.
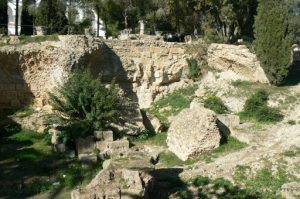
207,43,269,84
167,102,222,161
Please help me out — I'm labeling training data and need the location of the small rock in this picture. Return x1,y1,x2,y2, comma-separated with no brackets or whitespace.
78,154,98,165
76,136,95,155
281,182,300,199
53,143,66,153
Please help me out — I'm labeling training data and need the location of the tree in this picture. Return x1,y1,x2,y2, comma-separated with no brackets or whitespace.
0,0,8,34
35,0,68,34
254,0,295,85
48,69,121,138
20,0,34,35
15,0,19,35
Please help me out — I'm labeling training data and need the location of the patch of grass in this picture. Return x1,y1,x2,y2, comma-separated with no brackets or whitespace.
203,95,228,114
19,35,59,44
234,164,297,199
13,106,36,118
159,151,186,167
213,137,247,154
0,128,101,198
231,80,254,88
147,85,198,125
239,90,283,124
159,136,247,167
186,175,261,198
230,80,289,99
130,131,167,146
282,147,300,157
193,176,210,187
287,120,296,125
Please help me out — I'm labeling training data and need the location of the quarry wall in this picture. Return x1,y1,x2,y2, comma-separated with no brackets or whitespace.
0,35,270,111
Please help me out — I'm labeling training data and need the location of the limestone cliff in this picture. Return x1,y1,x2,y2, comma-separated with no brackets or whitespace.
0,35,190,134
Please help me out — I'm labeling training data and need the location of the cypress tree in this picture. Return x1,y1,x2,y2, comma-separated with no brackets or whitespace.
254,0,295,85
35,0,68,34
0,0,8,34
20,0,34,35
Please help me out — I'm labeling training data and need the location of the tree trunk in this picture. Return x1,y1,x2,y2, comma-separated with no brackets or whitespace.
96,7,99,37
15,0,19,35
33,0,36,35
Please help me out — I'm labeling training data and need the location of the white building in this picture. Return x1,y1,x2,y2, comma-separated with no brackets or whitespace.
7,0,105,37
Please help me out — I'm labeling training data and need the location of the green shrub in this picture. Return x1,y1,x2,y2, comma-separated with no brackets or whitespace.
239,90,283,123
48,69,120,139
203,95,228,114
193,176,210,187
287,120,296,125
186,58,201,81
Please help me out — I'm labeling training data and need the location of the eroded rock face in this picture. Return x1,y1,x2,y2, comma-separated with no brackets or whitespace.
167,102,222,161
207,43,269,84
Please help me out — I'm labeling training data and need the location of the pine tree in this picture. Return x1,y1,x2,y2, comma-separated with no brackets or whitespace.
20,0,34,35
0,0,8,34
254,0,295,85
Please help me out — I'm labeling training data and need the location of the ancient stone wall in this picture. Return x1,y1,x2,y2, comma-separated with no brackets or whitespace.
0,36,189,134
0,37,189,109
103,40,189,108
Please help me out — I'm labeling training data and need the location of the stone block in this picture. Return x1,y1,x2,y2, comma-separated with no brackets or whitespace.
107,140,130,157
96,141,108,151
49,128,61,145
94,130,114,141
78,154,98,164
53,143,66,153
76,136,95,155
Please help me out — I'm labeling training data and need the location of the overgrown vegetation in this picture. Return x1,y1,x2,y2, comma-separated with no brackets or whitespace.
254,0,295,85
146,85,198,126
186,58,201,81
159,137,246,167
203,95,228,114
239,90,283,123
48,69,120,142
0,125,101,198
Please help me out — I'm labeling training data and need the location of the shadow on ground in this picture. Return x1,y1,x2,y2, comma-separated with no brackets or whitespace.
284,61,300,86
0,114,101,199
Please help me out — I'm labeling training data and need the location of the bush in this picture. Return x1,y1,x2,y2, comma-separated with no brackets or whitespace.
239,90,283,123
203,95,228,114
193,176,210,187
48,69,120,139
254,0,295,85
186,58,201,81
